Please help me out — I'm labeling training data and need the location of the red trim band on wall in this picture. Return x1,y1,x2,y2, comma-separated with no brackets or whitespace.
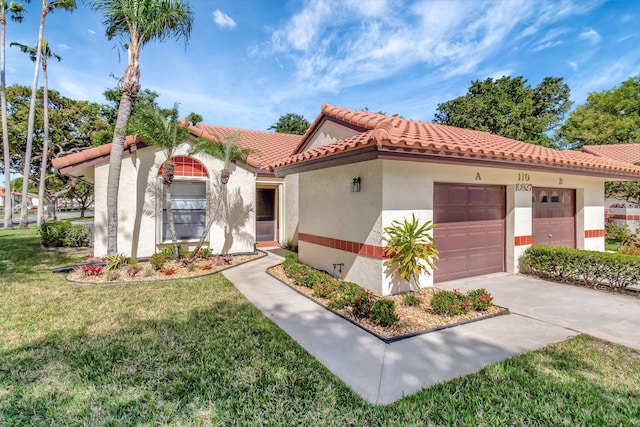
514,235,533,246
584,229,605,238
608,214,640,221
298,232,386,259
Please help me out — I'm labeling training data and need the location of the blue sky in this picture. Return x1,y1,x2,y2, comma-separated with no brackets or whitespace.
4,0,640,132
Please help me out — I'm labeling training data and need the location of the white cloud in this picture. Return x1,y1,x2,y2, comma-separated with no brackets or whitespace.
262,0,608,100
57,44,71,50
213,10,236,30
87,29,96,35
566,61,578,71
579,28,602,43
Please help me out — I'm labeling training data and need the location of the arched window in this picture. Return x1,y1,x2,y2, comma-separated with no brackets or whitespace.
158,155,209,177
158,156,208,242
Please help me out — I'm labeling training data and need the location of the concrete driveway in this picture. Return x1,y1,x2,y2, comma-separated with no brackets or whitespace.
225,251,609,405
438,272,640,351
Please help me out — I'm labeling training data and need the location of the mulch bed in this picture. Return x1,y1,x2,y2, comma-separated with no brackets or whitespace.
65,252,265,284
268,264,508,342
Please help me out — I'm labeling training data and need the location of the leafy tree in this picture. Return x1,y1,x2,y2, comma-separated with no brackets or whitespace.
186,111,202,126
433,76,572,148
88,0,194,255
12,39,61,225
188,133,256,259
1,85,109,216
268,113,310,135
18,0,76,228
127,103,192,259
560,76,640,148
1,0,26,229
66,180,93,218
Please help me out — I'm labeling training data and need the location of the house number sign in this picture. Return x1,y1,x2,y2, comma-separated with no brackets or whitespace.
515,173,532,191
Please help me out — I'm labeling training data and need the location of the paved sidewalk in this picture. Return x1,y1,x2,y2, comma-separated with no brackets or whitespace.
224,251,577,405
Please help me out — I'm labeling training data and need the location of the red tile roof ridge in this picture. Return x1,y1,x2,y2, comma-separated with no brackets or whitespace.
272,104,640,176
52,135,140,170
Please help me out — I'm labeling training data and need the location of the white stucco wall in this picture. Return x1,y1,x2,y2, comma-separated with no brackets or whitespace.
92,143,256,258
284,173,299,244
299,160,384,293
297,157,608,295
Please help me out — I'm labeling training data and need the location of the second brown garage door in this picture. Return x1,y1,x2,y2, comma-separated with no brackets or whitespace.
433,183,506,283
532,187,576,248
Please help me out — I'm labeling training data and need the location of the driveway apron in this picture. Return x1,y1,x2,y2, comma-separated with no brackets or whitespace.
224,251,578,404
438,272,640,351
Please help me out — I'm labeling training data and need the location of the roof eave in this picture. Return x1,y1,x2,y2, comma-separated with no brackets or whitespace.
274,146,640,180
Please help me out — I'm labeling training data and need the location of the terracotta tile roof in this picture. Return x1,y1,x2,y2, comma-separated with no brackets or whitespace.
52,135,140,172
272,104,640,178
188,124,302,172
52,125,302,176
581,144,640,164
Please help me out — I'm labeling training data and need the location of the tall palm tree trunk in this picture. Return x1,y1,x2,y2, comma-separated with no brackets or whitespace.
162,159,179,260
36,56,49,226
1,13,12,229
19,3,45,228
106,46,140,254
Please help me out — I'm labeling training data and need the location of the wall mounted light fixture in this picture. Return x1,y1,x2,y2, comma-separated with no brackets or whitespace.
352,177,361,192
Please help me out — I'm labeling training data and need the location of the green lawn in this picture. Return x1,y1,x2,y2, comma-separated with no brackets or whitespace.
1,228,639,425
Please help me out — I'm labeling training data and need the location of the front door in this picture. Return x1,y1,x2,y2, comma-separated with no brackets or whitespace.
256,188,277,242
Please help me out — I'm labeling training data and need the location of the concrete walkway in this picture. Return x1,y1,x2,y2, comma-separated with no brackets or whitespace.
224,251,593,405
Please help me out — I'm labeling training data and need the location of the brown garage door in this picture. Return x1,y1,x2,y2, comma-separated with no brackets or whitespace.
433,183,506,283
532,187,575,248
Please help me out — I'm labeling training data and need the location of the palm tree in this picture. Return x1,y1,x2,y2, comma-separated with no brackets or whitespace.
127,103,191,259
88,0,193,255
188,133,256,258
1,0,27,230
11,39,60,226
18,0,75,229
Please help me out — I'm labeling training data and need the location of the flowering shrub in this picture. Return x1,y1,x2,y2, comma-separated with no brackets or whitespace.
81,265,103,277
200,262,214,271
312,280,339,298
159,267,175,276
351,291,374,318
430,289,471,316
467,288,493,311
370,299,399,326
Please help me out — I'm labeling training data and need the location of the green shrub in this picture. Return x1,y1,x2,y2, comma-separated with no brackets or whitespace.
467,288,493,311
383,214,438,286
106,253,129,271
351,291,374,318
63,225,91,247
430,289,471,316
370,299,399,326
40,221,90,248
312,280,339,298
521,245,640,290
281,239,298,252
402,293,422,307
618,237,640,256
605,219,634,244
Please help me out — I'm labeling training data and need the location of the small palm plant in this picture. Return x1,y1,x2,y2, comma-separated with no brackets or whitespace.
383,214,438,288
128,103,192,260
188,132,257,258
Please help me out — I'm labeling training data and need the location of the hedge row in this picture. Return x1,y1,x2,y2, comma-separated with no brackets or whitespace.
40,221,91,248
521,245,640,290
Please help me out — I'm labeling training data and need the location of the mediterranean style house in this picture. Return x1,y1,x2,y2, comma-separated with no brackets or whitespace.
53,105,640,295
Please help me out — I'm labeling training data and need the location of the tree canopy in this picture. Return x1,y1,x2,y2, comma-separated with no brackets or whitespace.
268,113,310,135
433,76,572,148
559,76,640,148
